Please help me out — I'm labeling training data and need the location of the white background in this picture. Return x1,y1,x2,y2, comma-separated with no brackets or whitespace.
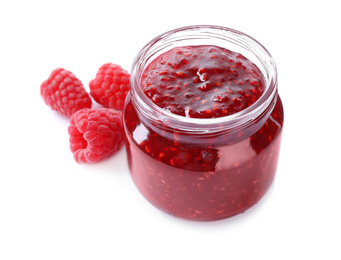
1,0,340,259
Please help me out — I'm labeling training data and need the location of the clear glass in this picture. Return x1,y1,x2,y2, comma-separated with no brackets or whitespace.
124,25,284,221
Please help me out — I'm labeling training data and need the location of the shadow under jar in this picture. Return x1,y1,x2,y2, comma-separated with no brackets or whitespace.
123,25,284,221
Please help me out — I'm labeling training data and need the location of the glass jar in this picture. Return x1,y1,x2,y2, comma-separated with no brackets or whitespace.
123,25,284,221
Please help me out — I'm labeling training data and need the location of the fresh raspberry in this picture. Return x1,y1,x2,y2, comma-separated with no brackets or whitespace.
41,68,92,117
89,63,130,110
68,108,124,164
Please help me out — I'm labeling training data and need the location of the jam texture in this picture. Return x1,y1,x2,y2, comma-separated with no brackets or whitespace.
124,45,284,221
142,45,264,118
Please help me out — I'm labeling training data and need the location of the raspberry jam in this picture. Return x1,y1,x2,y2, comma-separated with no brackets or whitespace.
124,26,284,221
142,45,264,119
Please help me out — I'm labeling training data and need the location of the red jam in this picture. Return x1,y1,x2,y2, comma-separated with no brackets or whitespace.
142,45,264,118
124,37,284,221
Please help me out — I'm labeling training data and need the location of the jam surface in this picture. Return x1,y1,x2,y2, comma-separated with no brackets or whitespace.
142,45,264,118
124,45,284,221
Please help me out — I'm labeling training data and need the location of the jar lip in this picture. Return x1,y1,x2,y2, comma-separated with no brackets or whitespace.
130,25,278,133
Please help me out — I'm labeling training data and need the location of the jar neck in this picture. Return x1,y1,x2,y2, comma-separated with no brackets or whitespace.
130,25,278,144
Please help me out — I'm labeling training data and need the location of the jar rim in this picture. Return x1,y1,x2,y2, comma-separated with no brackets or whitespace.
130,25,278,134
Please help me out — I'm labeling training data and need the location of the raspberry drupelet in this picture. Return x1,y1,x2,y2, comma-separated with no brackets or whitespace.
40,68,92,117
89,63,130,111
68,108,124,164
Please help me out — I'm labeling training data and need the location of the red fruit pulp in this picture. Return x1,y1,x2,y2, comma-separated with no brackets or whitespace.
124,45,283,221
142,45,264,118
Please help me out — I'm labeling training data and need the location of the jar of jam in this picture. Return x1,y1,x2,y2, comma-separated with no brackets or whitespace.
123,25,284,221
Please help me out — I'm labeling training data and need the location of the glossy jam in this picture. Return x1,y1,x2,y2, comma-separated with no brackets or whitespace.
124,44,284,221
142,45,264,118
